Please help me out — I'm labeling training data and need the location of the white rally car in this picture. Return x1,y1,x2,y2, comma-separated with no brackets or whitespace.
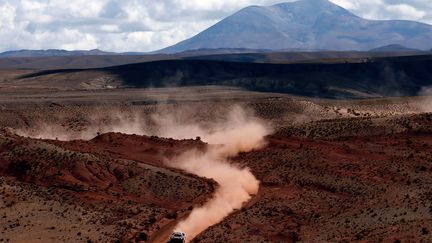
169,231,186,243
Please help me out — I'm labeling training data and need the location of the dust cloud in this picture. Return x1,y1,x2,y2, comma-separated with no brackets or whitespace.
13,111,148,141
417,86,432,113
11,104,271,241
162,106,271,241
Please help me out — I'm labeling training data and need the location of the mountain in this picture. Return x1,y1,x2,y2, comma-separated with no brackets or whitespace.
0,49,118,58
161,0,432,53
370,44,421,53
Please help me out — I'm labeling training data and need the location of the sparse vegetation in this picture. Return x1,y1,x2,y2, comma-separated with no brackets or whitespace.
0,88,432,242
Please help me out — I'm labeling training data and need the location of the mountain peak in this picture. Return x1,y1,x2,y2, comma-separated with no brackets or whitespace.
160,0,432,53
280,0,332,6
271,0,354,17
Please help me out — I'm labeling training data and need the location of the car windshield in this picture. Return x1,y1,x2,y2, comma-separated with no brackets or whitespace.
169,239,184,243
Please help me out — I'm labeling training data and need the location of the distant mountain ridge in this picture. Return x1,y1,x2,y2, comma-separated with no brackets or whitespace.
161,0,432,53
370,44,421,53
0,49,152,58
0,49,118,58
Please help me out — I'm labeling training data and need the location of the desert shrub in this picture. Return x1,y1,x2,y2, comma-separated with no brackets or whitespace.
7,160,32,178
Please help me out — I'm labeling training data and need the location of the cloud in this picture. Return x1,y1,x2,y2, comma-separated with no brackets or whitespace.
99,1,128,19
0,2,15,30
0,0,431,52
333,0,432,22
385,4,426,20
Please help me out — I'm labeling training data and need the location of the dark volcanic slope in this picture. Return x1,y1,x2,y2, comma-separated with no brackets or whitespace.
17,55,432,98
186,51,429,64
1,48,429,70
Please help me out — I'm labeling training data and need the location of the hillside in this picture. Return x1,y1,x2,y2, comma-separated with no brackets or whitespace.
14,55,432,99
1,51,430,70
0,130,214,242
0,54,178,70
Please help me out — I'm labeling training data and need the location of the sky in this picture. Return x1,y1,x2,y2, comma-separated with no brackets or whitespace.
0,0,431,53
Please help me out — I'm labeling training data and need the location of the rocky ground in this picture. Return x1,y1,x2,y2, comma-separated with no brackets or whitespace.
0,86,432,242
0,131,214,242
196,114,432,242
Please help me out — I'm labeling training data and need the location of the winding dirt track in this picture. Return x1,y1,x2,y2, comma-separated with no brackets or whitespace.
149,193,262,243
150,217,183,243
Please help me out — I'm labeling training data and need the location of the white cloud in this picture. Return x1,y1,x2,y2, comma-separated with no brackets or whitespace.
0,0,431,52
385,4,426,20
332,0,431,22
0,2,16,29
